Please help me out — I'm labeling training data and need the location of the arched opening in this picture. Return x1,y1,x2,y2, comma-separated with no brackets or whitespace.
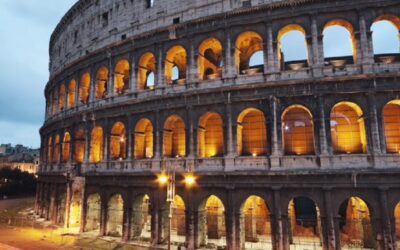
288,197,322,248
69,191,82,229
52,91,58,114
110,122,126,160
130,194,151,240
240,196,272,249
85,193,101,233
331,102,367,154
79,72,91,104
338,197,375,249
171,195,186,244
235,32,264,75
372,16,400,63
134,119,154,159
114,60,130,95
198,112,224,158
53,135,60,164
59,84,66,111
395,202,400,247
67,80,76,109
74,128,85,164
107,194,124,237
323,20,356,66
383,100,400,154
90,127,104,163
165,46,187,85
138,53,156,90
61,132,71,163
57,193,66,225
282,105,315,155
237,108,267,156
278,25,309,70
163,115,186,158
96,67,109,99
198,38,223,80
47,137,53,164
198,195,226,248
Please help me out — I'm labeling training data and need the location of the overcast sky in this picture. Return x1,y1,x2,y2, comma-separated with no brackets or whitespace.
0,1,398,149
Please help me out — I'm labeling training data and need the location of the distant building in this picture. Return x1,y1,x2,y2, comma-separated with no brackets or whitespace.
0,144,39,174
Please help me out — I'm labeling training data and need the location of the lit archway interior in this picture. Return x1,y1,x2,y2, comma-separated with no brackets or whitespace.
237,108,267,156
114,60,130,95
338,197,374,249
107,194,124,237
282,105,315,155
90,127,104,163
240,196,271,249
80,72,91,104
131,194,151,240
165,46,187,85
198,38,223,80
235,31,264,74
331,102,367,154
59,84,66,111
67,80,76,109
74,128,85,164
171,195,186,242
110,122,126,160
53,135,60,164
198,195,226,247
371,16,400,57
198,112,224,158
57,193,66,225
278,24,309,70
383,100,400,154
62,132,71,163
395,202,400,245
85,193,101,232
134,118,154,159
69,191,82,228
96,67,109,99
323,20,356,63
138,53,156,90
163,115,186,158
288,197,322,246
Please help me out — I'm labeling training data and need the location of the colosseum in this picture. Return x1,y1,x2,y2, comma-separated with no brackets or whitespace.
36,0,400,249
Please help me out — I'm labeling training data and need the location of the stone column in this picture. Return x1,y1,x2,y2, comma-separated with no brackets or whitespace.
122,199,131,241
150,195,160,246
379,188,395,249
129,53,137,92
89,69,96,104
226,98,235,157
226,189,237,250
187,42,198,84
311,17,324,77
185,194,196,249
126,119,133,162
100,193,108,236
272,187,285,250
318,96,329,157
270,96,281,168
75,75,80,108
154,110,162,161
34,182,41,215
80,191,88,233
224,30,235,78
156,44,165,89
65,181,72,228
107,52,114,98
358,13,374,67
323,188,337,250
84,123,91,165
368,93,382,156
266,25,277,74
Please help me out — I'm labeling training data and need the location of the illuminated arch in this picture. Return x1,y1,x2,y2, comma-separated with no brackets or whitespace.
383,100,400,153
85,193,101,232
198,112,224,158
95,67,109,99
61,132,71,163
114,60,130,95
69,191,82,228
395,202,400,243
165,46,187,85
163,115,186,158
282,105,315,155
323,19,356,62
79,72,91,104
131,194,151,239
67,80,76,109
172,195,186,240
331,102,367,154
235,31,264,74
74,128,85,164
198,195,226,247
134,119,154,159
90,127,104,163
110,122,126,160
138,53,156,90
198,38,223,80
107,194,124,237
53,135,60,163
59,84,66,111
278,24,309,70
237,108,267,156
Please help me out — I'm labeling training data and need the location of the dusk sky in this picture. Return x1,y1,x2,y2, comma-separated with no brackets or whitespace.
0,0,398,149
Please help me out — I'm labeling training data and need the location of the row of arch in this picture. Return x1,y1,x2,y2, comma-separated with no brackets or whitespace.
47,16,400,116
44,100,400,165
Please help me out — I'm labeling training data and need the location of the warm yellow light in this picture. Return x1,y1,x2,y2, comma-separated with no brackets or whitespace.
158,173,169,185
184,173,196,187
252,153,257,157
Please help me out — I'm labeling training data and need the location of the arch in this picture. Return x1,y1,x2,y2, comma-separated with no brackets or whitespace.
172,195,186,243
395,202,400,246
338,197,375,249
288,197,322,248
278,24,309,70
198,37,223,80
95,67,109,99
331,102,367,154
237,108,267,156
69,190,82,228
114,60,130,95
163,115,186,158
383,100,400,153
74,128,85,164
323,20,356,63
131,194,151,240
240,196,272,249
282,105,315,155
52,91,58,114
79,72,91,104
85,193,101,232
59,84,66,111
371,16,400,64
61,132,71,163
198,195,226,248
57,193,66,225
90,127,104,163
235,31,264,74
134,118,154,159
67,80,76,109
47,137,53,163
198,112,224,158
165,45,187,85
110,122,126,160
138,52,156,90
53,135,60,163
107,194,124,237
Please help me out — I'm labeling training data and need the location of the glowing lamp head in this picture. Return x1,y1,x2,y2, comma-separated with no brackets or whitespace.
252,153,257,157
184,173,196,187
120,136,125,142
158,173,169,185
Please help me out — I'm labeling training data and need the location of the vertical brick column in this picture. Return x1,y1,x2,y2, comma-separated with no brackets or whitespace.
224,30,235,79
266,25,277,73
323,188,337,250
379,188,395,249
